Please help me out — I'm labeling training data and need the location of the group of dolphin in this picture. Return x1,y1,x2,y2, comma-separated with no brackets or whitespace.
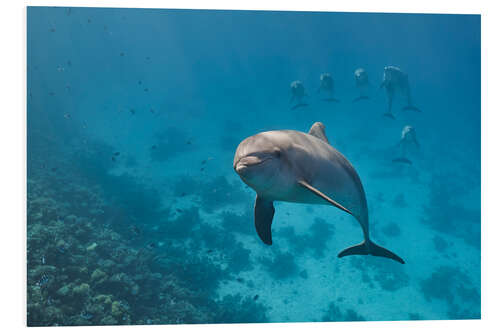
290,66,421,120
232,66,425,265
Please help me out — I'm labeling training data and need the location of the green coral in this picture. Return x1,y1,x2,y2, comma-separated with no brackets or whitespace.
73,283,90,295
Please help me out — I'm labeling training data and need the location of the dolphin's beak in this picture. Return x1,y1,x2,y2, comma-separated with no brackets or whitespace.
235,162,248,174
234,155,270,176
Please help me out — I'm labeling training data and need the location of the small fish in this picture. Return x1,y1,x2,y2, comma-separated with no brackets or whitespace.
200,168,205,172
80,312,93,320
186,140,192,145
180,192,186,197
64,113,71,119
120,52,125,57
57,245,67,254
151,145,157,150
41,256,46,265
150,108,155,114
130,225,141,235
236,278,244,283
147,242,156,249
37,274,50,287
144,88,149,92
49,28,56,33
113,152,120,156
51,167,58,172
111,156,116,162
130,109,136,115
206,249,213,253
49,92,55,96
176,208,183,213
146,56,150,61
87,18,91,23
138,81,142,85
67,60,72,67
201,160,207,165
253,295,259,301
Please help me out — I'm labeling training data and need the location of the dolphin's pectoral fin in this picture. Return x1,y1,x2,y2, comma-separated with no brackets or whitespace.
308,122,330,144
338,239,405,264
254,195,275,245
297,180,352,215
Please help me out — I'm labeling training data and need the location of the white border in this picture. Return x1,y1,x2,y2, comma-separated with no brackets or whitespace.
2,1,498,332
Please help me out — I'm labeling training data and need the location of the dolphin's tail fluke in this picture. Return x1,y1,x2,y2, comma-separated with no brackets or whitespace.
291,103,308,110
383,112,396,120
322,98,340,103
337,239,405,264
392,157,412,165
352,96,370,103
402,105,421,112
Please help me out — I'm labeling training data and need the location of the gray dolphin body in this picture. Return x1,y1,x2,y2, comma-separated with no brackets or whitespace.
317,73,339,102
380,66,421,119
393,125,420,164
233,122,405,264
290,80,308,110
353,68,370,102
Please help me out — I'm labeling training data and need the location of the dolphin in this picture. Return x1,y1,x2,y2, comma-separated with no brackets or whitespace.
380,66,421,118
393,125,420,164
317,73,340,102
233,122,405,264
353,68,370,102
289,80,308,110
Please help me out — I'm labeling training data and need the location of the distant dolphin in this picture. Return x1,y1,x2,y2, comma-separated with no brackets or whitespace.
233,122,405,264
393,125,420,164
290,80,308,110
353,68,370,102
317,73,339,102
380,66,421,119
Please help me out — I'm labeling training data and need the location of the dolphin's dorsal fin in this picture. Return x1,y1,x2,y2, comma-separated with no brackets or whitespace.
308,122,329,144
254,195,275,245
298,180,353,215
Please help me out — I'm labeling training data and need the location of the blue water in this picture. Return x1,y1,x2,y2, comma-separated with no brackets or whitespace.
27,7,480,326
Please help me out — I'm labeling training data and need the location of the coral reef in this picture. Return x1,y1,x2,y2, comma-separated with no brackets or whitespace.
260,250,299,280
322,302,366,322
278,218,335,259
27,145,268,326
420,265,480,319
350,256,409,292
421,174,480,249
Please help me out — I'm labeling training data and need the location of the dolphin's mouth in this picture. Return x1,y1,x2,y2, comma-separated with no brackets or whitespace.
234,156,273,174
